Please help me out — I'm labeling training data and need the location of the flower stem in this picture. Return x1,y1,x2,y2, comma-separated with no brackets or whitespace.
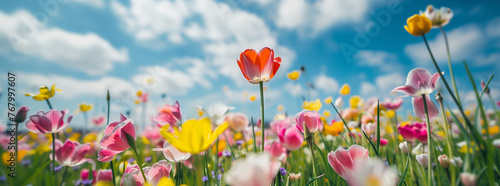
421,94,433,186
215,137,219,186
439,26,461,105
132,148,148,183
305,127,317,186
106,90,116,186
46,99,53,109
259,81,265,152
437,95,456,186
52,133,56,175
59,166,68,186
251,118,258,153
176,162,183,185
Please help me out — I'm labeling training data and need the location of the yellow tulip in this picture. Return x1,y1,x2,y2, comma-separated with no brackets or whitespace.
324,121,344,136
482,125,499,135
160,118,228,154
287,71,300,80
324,96,333,104
339,84,350,95
404,14,432,36
302,99,322,111
25,84,61,101
79,103,93,112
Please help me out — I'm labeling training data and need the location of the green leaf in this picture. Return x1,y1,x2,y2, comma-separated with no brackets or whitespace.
21,160,51,186
397,153,410,186
305,174,325,186
376,100,381,156
362,130,379,156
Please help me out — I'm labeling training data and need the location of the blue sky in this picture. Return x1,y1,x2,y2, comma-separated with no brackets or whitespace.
1,0,499,129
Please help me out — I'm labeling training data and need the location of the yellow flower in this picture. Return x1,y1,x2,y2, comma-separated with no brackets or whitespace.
160,118,228,154
399,121,410,127
302,99,322,111
249,95,257,102
277,104,284,112
404,14,432,36
65,127,73,133
234,133,243,141
287,71,300,80
79,103,93,112
349,96,361,109
323,110,331,118
69,133,81,141
482,125,499,135
25,84,61,101
83,133,98,143
96,181,114,186
324,121,344,136
386,110,395,118
212,139,227,152
2,150,27,165
142,136,151,145
324,96,333,104
385,125,393,134
157,177,175,186
339,84,350,95
136,90,143,97
197,109,204,118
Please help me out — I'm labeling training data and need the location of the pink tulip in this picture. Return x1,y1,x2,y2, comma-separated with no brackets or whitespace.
328,145,369,180
25,109,72,134
341,108,359,121
91,115,106,126
96,169,113,183
226,113,249,132
398,122,428,143
270,117,294,134
153,141,191,163
392,68,440,119
295,110,321,133
81,169,97,185
225,153,281,186
142,126,163,146
98,114,136,162
154,101,182,127
52,139,92,167
382,98,403,110
265,141,287,162
278,126,304,151
122,160,172,186
14,106,30,123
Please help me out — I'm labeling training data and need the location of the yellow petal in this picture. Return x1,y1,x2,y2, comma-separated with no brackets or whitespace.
339,84,350,95
250,95,257,102
324,96,333,104
157,178,175,186
205,122,228,151
287,71,300,80
136,90,143,97
96,181,114,186
160,129,191,153
33,94,49,101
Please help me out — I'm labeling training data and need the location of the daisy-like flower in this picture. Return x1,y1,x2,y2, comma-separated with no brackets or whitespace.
420,5,453,28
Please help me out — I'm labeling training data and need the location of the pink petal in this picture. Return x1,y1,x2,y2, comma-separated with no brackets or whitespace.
147,160,172,185
25,120,44,133
392,85,418,96
429,72,441,90
29,115,52,133
407,68,431,88
412,95,439,120
71,143,91,164
327,152,346,179
334,149,354,170
56,140,76,164
97,148,119,162
45,109,64,132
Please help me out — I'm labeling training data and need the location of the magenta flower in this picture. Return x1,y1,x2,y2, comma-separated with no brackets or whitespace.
25,109,72,134
154,101,182,127
52,139,92,167
14,106,30,123
382,98,403,110
122,160,172,186
328,145,369,181
97,114,136,162
91,115,106,126
398,122,428,143
96,169,113,183
278,126,304,151
392,68,440,119
295,110,321,133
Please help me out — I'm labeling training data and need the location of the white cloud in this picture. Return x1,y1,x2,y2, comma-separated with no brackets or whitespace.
284,82,304,97
404,24,484,66
375,73,404,92
486,17,500,38
74,0,105,8
0,10,128,75
131,58,216,95
360,82,377,96
275,0,371,35
354,50,403,72
314,74,339,94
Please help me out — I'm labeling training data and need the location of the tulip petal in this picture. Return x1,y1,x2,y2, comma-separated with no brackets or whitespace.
429,72,441,90
412,95,439,120
392,85,418,96
407,68,431,89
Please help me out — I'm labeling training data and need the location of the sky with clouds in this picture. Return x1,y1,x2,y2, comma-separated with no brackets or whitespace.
1,0,499,129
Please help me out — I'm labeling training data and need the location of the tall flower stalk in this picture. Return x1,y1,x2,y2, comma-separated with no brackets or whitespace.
421,94,433,185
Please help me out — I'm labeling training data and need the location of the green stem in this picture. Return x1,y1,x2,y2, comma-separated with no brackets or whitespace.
176,162,183,185
437,96,456,186
223,133,236,159
439,26,461,105
46,99,53,109
251,118,258,153
488,94,500,126
106,90,116,186
204,152,209,184
52,133,56,175
259,81,265,152
59,166,68,186
215,137,219,186
421,94,433,186
305,127,317,186
132,148,148,183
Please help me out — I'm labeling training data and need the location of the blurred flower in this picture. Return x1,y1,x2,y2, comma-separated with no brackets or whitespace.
154,101,182,127
335,97,344,108
25,84,61,101
295,110,321,133
122,160,172,186
287,71,300,80
80,169,97,185
289,173,301,181
226,113,249,132
349,158,399,186
399,142,410,153
96,169,113,183
324,96,333,104
393,68,440,119
160,118,228,154
398,122,428,143
78,103,92,113
265,141,287,162
302,99,322,111
52,139,92,167
349,96,361,109
342,108,359,121
323,110,331,118
416,154,430,168
450,157,463,167
339,84,350,95
14,106,30,123
135,90,149,104
277,105,284,112
225,153,281,186
91,115,106,126
494,139,500,148
404,14,432,36
382,98,403,110
2,150,27,165
420,5,453,28
481,125,499,136
249,95,257,102
25,109,72,134
97,114,136,162
153,141,191,162
438,154,450,168
460,173,477,186
328,145,369,181
198,103,234,126
237,47,282,84
324,121,344,136
278,126,303,151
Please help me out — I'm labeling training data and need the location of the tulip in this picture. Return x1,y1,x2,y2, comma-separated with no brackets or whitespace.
225,153,281,186
265,141,287,162
52,139,92,167
14,106,30,123
122,160,172,186
295,110,321,133
382,98,403,110
97,114,136,162
96,169,113,183
278,126,303,151
420,5,453,28
160,118,228,154
153,141,191,163
328,145,369,180
25,109,72,134
438,154,450,168
324,121,344,137
399,142,410,153
226,113,249,132
91,115,106,126
348,158,399,186
154,101,182,127
198,103,234,126
237,47,282,84
460,173,477,186
334,97,344,108
416,154,430,168
398,122,428,143
404,14,432,36
80,169,97,185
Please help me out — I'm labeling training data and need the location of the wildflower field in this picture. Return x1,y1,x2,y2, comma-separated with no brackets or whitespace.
1,1,500,186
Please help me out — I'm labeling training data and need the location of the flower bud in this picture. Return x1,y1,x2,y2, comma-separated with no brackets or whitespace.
450,157,463,167
460,173,477,186
416,154,430,168
289,173,301,181
438,154,450,168
435,92,443,103
399,142,410,153
14,106,30,123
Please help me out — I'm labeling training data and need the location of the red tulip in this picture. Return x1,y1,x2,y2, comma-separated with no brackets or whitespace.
237,47,282,84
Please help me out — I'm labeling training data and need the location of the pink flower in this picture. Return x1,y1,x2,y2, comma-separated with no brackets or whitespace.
265,141,287,162
398,122,428,143
392,68,440,119
52,139,92,167
98,114,136,162
81,169,97,185
382,98,403,110
153,141,191,163
14,106,30,123
91,115,106,126
122,160,172,186
278,126,304,151
154,101,182,127
327,145,369,181
226,113,249,132
225,153,281,186
25,109,72,134
96,169,113,183
142,126,163,146
295,110,321,133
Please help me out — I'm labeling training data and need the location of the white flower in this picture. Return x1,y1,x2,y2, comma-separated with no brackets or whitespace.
198,103,234,125
399,142,410,153
420,5,453,28
225,153,281,186
349,158,399,186
416,154,430,168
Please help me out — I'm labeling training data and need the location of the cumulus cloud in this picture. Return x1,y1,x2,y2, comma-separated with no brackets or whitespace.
354,50,403,72
0,10,128,75
360,82,377,96
74,0,105,8
314,74,339,94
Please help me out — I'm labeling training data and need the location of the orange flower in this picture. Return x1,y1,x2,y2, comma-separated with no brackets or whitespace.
237,47,282,84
